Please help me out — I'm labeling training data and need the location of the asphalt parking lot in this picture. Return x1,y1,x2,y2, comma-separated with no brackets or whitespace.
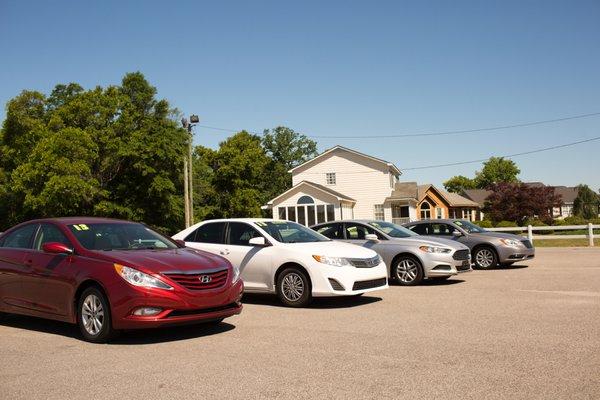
1,247,599,400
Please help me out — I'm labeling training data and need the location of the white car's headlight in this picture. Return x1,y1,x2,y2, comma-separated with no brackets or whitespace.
312,255,350,267
419,245,452,254
500,238,522,247
114,264,173,290
231,265,241,283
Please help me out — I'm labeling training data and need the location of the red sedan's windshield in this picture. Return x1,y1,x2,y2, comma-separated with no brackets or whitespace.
67,223,179,251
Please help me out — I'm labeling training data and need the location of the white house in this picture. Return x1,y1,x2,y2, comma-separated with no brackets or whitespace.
265,146,479,226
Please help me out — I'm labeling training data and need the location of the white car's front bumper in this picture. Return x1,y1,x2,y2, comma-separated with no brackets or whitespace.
309,261,389,297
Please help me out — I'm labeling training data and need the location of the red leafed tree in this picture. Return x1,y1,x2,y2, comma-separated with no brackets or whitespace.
483,183,562,225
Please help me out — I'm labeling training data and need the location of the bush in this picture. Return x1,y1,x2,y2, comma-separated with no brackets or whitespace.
496,220,518,227
474,220,493,228
562,215,588,226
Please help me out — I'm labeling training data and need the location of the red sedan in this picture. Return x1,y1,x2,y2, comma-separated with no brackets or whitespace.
0,217,243,342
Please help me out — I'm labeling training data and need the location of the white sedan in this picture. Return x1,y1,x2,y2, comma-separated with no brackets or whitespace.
173,219,388,307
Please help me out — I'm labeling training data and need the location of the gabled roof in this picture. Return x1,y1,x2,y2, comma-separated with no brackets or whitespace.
289,145,402,176
266,180,356,206
386,182,418,201
418,184,479,207
552,186,578,203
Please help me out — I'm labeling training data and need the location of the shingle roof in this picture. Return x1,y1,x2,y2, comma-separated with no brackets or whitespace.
462,189,493,207
552,186,578,204
419,185,479,207
387,182,418,200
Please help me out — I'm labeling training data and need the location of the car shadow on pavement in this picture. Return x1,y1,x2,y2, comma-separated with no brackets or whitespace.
242,293,382,309
494,264,529,270
0,313,236,344
420,278,466,286
110,322,235,345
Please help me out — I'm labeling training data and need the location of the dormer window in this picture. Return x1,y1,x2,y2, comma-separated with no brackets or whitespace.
325,172,336,185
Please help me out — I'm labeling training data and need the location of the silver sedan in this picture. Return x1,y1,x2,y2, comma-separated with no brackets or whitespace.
311,220,472,286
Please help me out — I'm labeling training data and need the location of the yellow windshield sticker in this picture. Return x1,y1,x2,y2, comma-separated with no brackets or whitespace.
79,224,89,230
72,225,81,231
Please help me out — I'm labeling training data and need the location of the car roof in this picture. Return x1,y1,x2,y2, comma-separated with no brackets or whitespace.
405,219,464,224
198,218,279,223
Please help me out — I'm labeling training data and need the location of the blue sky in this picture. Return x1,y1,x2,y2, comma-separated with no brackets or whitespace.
1,0,599,190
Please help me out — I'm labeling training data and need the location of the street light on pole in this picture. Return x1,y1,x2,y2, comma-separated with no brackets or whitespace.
181,115,199,228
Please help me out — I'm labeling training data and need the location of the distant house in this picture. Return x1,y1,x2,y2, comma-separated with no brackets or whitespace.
462,184,583,220
265,145,479,226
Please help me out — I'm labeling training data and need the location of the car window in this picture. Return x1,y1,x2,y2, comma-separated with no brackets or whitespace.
344,223,379,240
187,222,226,244
227,222,263,246
429,223,456,236
315,224,344,239
34,223,72,250
407,224,429,235
0,224,38,249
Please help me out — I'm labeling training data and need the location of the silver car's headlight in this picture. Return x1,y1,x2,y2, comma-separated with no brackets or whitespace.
312,255,350,267
114,264,173,290
419,245,452,254
500,238,522,247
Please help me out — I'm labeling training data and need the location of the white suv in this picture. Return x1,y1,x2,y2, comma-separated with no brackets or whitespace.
173,219,388,307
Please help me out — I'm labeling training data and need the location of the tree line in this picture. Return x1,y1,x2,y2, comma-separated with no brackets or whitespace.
1,73,598,232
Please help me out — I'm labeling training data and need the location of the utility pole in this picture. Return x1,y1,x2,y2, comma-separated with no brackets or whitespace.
181,115,199,228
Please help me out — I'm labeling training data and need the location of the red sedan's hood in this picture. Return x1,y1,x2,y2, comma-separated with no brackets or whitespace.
90,248,231,274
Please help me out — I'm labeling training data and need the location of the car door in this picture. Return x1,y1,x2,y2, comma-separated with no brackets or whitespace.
20,223,75,316
0,223,39,310
224,222,274,292
183,222,227,256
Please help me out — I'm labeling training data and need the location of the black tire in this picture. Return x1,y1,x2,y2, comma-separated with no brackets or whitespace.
392,255,424,286
77,287,116,343
276,267,312,307
0,311,8,321
473,247,498,269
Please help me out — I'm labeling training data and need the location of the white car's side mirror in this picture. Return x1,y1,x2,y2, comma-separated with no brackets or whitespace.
249,237,268,246
365,234,379,242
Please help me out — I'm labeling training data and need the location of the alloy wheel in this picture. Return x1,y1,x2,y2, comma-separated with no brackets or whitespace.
475,249,495,268
81,294,104,336
396,259,418,283
281,272,304,302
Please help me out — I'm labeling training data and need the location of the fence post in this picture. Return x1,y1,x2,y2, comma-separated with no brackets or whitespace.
528,225,533,244
589,223,594,247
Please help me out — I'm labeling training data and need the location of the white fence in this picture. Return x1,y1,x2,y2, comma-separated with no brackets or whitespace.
488,224,599,246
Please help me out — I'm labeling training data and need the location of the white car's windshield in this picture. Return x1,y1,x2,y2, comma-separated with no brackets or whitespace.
255,221,330,243
368,221,418,238
454,220,486,233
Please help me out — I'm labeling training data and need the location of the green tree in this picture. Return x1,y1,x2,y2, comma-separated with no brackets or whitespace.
0,72,188,233
474,157,520,188
196,131,272,219
443,175,476,193
262,126,318,200
573,184,600,220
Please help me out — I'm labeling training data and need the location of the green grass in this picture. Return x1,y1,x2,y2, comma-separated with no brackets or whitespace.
532,238,593,247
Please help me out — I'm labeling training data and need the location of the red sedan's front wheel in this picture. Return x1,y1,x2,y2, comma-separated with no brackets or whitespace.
77,287,116,343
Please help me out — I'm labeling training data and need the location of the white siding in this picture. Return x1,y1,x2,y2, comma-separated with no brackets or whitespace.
292,150,394,219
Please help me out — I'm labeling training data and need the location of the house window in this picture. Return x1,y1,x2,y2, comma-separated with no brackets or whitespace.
373,204,384,220
462,209,472,221
326,204,335,221
420,202,431,219
297,195,314,204
326,173,336,185
436,207,443,219
317,205,326,223
278,207,286,220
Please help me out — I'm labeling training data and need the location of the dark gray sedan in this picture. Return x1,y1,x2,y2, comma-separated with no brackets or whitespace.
403,219,535,269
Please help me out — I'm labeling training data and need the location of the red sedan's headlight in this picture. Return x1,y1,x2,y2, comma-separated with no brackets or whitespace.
114,264,173,290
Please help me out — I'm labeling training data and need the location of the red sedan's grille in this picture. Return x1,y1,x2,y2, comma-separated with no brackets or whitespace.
163,269,229,290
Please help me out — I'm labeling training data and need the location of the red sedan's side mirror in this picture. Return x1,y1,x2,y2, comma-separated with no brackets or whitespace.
42,242,74,255
175,239,186,247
